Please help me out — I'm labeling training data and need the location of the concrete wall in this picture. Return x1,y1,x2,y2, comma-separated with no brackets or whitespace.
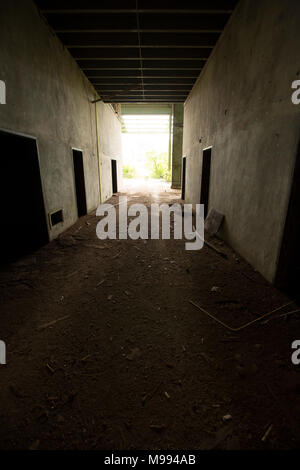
0,0,122,241
183,0,300,283
97,101,123,202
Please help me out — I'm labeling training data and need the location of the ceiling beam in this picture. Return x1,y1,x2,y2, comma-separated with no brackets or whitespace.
36,0,237,9
55,29,224,33
67,45,215,49
90,78,196,84
42,12,230,32
84,70,201,77
70,47,211,59
57,31,220,48
106,99,185,102
41,9,234,14
101,93,189,97
78,60,205,69
94,86,191,90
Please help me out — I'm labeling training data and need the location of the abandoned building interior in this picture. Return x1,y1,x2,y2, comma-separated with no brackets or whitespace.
0,0,300,451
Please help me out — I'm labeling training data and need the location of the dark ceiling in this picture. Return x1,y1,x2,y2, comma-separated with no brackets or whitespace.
34,0,238,103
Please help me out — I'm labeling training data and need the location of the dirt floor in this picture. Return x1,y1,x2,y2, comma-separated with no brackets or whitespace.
0,182,299,450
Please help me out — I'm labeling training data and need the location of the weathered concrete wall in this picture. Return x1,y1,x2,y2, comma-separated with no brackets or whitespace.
0,0,122,240
96,102,123,202
183,0,300,282
171,104,184,189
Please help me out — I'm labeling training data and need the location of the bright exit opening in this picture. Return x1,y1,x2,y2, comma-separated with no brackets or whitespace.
121,104,173,191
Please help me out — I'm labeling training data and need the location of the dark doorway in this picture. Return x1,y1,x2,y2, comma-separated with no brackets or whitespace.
181,157,186,200
73,149,87,217
0,130,48,263
276,138,300,302
200,148,212,219
111,159,118,194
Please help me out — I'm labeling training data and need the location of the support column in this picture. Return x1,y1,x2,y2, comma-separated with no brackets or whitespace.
171,103,184,189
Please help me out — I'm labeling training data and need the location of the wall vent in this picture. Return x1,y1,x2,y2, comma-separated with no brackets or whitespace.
49,209,63,227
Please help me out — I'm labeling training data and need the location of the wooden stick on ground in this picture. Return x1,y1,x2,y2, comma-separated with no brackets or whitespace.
189,301,293,332
37,315,70,331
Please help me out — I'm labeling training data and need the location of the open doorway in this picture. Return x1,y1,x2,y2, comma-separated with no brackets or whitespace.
72,149,87,218
200,148,212,219
0,129,48,262
121,108,172,194
181,157,186,200
276,138,300,301
111,159,118,194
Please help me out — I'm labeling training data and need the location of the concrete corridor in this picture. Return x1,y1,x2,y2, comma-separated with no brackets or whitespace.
0,185,299,450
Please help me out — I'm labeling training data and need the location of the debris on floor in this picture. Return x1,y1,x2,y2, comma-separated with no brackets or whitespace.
0,187,299,450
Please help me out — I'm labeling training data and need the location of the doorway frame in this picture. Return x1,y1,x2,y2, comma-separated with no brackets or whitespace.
72,147,88,218
0,126,49,234
181,156,187,200
200,146,212,219
111,158,118,194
